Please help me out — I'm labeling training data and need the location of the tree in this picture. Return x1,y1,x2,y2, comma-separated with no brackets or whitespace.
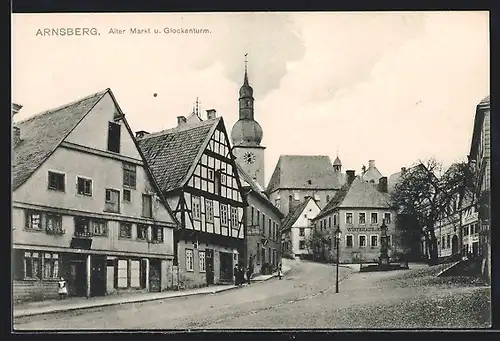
391,158,475,263
306,228,330,262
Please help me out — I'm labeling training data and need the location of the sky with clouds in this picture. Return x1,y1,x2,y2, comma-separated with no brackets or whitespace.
12,11,489,187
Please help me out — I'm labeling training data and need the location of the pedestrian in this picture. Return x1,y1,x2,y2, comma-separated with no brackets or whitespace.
246,266,252,284
234,265,240,286
238,265,244,286
278,263,283,280
58,277,68,299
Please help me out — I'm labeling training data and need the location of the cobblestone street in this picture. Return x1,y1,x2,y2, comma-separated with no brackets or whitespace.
14,260,490,330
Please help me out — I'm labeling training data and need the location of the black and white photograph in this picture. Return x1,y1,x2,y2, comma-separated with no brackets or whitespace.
11,11,491,330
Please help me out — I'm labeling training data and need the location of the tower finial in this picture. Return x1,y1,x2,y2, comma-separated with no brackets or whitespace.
195,97,199,115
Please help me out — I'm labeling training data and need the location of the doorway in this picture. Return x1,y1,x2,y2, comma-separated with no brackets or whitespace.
451,235,459,255
219,252,233,281
90,255,106,297
149,259,161,292
69,258,86,297
205,249,214,285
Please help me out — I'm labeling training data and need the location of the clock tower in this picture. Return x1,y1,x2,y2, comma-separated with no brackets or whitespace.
231,55,266,188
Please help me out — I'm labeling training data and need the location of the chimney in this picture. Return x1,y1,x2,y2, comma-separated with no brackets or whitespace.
177,116,187,126
135,130,150,139
12,103,23,117
401,167,407,174
346,170,355,185
368,160,375,168
13,126,21,146
378,177,388,193
206,109,217,120
361,165,366,174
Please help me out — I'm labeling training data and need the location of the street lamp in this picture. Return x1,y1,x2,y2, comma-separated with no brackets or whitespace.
335,226,342,293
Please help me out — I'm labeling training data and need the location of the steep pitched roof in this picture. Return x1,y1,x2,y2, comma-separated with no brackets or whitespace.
12,89,109,190
469,94,490,157
137,118,221,193
266,155,342,194
281,197,315,231
236,163,283,219
315,176,391,219
361,165,384,184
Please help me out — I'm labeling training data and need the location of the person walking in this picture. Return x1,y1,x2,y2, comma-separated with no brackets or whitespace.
278,263,283,280
238,265,244,286
246,266,252,284
58,277,68,299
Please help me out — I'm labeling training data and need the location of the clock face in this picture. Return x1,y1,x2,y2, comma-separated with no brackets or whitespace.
243,152,256,164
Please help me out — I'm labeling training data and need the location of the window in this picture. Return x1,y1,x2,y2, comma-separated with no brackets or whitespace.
250,207,255,225
359,235,367,247
214,171,221,196
185,249,194,271
25,211,42,230
130,260,141,288
346,213,353,224
446,235,450,248
220,204,228,226
152,226,163,243
191,196,201,220
442,236,446,248
43,253,60,279
48,171,65,192
92,220,108,236
205,199,214,223
119,222,132,239
334,214,338,226
320,220,324,229
142,194,153,218
207,169,214,181
371,235,378,247
256,210,260,225
46,213,63,235
137,224,148,240
117,259,128,288
77,177,92,196
107,121,121,153
231,207,239,228
199,251,206,272
123,163,137,189
299,241,306,250
24,252,42,279
346,235,354,248
268,218,272,237
371,213,378,224
328,217,332,228
359,213,366,225
74,216,91,236
299,228,305,236
123,189,131,202
105,189,120,213
384,213,391,224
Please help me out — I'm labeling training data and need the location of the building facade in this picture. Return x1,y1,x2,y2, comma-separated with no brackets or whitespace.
12,90,178,302
468,95,490,280
313,172,398,263
266,155,343,216
281,197,321,259
137,111,246,288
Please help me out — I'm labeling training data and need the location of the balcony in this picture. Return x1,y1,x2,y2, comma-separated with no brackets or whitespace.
46,228,66,236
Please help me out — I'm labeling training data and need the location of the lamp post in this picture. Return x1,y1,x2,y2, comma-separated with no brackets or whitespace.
335,226,342,293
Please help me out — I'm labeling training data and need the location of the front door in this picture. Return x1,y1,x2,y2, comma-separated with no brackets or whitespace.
90,255,106,297
205,249,214,285
69,260,86,297
452,235,459,255
149,259,161,292
219,252,233,281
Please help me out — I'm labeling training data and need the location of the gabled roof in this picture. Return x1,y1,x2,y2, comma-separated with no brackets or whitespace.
282,197,317,231
12,89,109,190
361,165,384,184
186,111,203,124
236,162,284,219
469,95,490,158
315,176,391,219
266,155,342,194
137,118,221,193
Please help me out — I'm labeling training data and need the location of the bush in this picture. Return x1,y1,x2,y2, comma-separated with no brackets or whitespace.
260,262,273,275
282,252,295,260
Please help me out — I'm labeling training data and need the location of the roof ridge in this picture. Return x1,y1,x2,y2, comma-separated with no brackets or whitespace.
15,89,109,125
139,117,220,140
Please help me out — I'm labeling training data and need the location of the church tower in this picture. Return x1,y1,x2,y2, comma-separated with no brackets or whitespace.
231,55,266,188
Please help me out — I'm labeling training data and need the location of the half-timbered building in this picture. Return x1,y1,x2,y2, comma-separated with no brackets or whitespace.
12,90,178,302
137,110,247,287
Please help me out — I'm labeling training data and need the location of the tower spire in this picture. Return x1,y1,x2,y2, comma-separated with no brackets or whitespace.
195,97,199,115
244,53,249,85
